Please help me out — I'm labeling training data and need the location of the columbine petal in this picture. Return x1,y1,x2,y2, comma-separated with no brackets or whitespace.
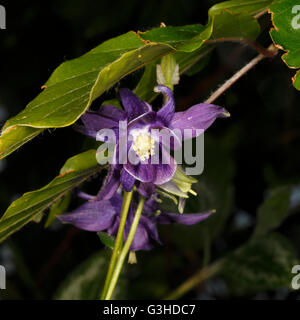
96,166,120,200
79,105,125,138
125,214,153,251
151,126,182,150
77,191,96,201
155,85,175,124
171,103,230,139
141,215,162,244
156,211,213,225
124,148,176,185
153,147,177,185
59,200,117,232
137,182,155,198
98,104,127,122
120,169,135,192
119,88,151,121
124,162,155,183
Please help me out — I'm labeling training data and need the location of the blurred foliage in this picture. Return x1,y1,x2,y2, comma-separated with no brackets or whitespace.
223,233,298,295
54,250,127,300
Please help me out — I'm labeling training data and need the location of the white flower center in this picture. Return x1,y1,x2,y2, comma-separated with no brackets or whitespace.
132,131,155,161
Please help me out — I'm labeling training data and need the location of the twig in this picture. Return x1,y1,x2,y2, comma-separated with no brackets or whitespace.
254,8,269,19
205,38,277,57
205,44,278,104
164,260,223,300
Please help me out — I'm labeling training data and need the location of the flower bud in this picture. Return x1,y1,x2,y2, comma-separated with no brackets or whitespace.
156,55,179,91
156,166,198,212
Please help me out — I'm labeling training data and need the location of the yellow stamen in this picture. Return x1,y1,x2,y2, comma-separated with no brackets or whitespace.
132,132,155,161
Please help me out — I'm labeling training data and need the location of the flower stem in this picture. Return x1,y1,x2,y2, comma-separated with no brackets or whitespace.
164,260,223,300
104,196,145,300
101,190,133,299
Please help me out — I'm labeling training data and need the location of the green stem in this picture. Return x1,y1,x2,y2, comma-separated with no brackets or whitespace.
104,196,145,300
164,260,223,300
101,190,133,299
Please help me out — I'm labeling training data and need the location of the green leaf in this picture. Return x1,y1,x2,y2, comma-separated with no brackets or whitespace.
223,233,299,295
209,0,273,16
134,62,158,102
0,2,263,159
270,0,300,90
184,51,212,76
253,186,292,238
0,126,43,160
97,232,115,250
45,192,71,228
54,250,127,300
0,150,101,243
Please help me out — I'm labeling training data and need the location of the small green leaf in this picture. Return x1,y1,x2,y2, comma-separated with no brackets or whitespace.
223,233,299,295
45,192,71,228
97,232,115,250
270,0,300,90
134,63,158,102
253,186,292,238
0,150,101,243
54,250,127,300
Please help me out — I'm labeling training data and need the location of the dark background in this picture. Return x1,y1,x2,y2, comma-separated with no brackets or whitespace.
0,0,300,299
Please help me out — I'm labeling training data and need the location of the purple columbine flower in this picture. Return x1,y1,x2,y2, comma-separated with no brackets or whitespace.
58,192,213,251
76,85,229,200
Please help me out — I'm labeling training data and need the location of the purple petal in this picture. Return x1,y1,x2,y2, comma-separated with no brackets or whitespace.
124,162,155,183
153,147,177,185
107,215,120,236
98,104,127,122
141,215,162,244
143,196,159,214
151,126,182,150
124,151,176,185
119,88,151,121
96,166,120,201
77,191,96,201
137,182,155,198
59,200,117,231
80,105,124,138
124,214,153,251
171,103,230,139
157,211,213,225
120,169,135,192
128,111,158,130
73,124,98,139
156,85,175,124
